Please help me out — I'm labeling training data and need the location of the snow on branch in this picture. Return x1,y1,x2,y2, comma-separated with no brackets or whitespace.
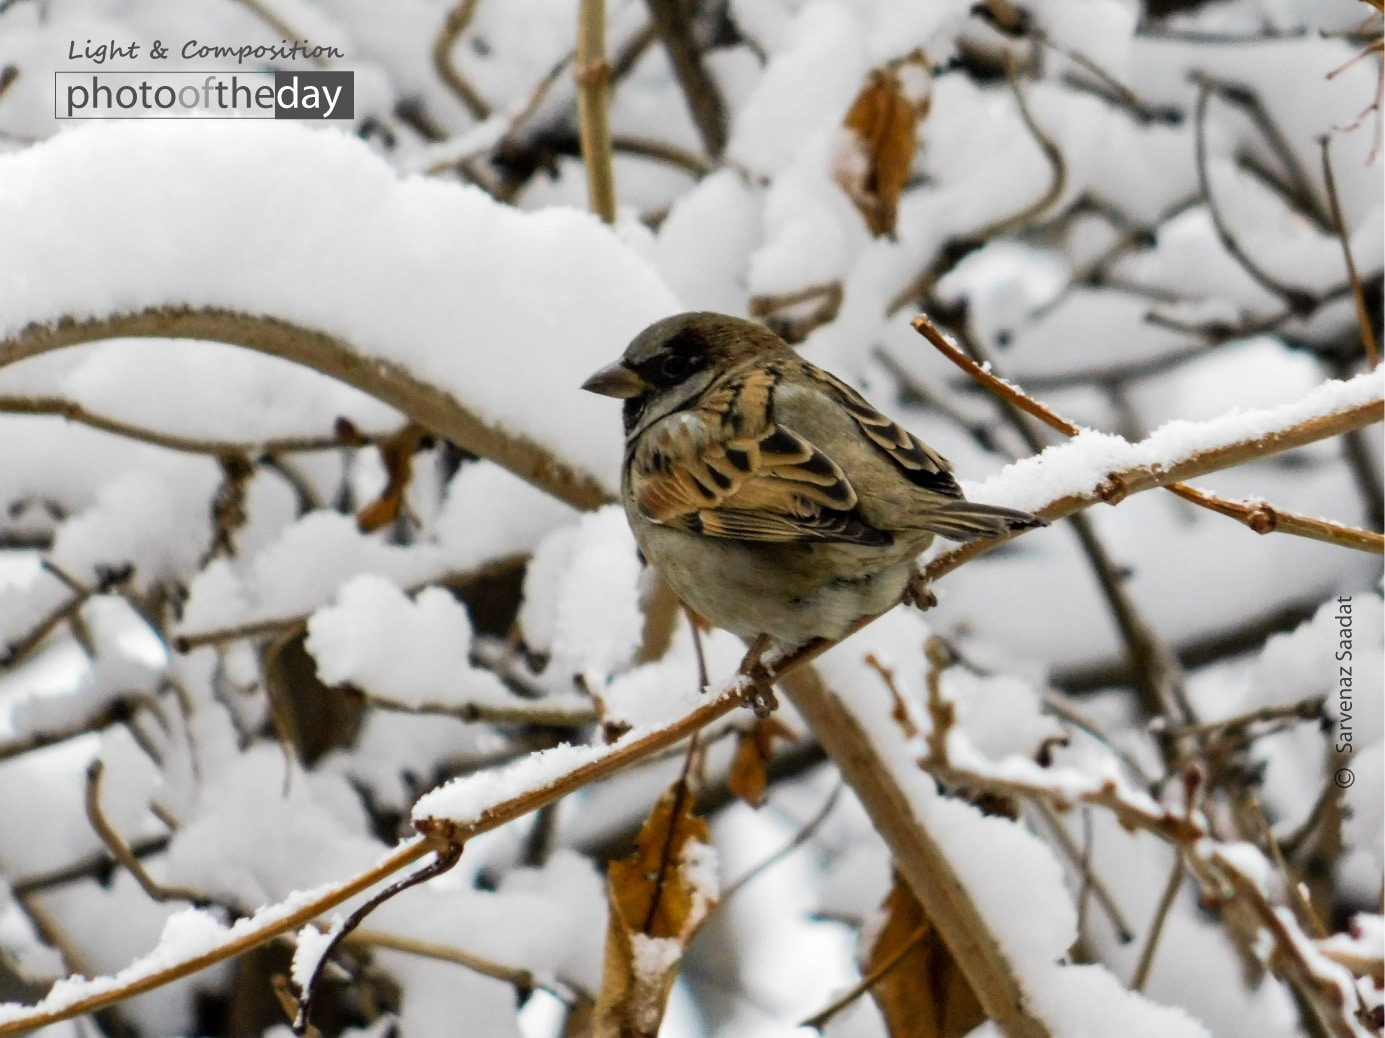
0,121,680,508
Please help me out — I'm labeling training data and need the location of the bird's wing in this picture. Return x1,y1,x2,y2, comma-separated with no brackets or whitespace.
628,366,892,546
804,367,963,498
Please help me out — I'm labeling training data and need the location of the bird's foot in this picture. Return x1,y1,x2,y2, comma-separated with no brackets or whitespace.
737,634,779,718
904,572,938,611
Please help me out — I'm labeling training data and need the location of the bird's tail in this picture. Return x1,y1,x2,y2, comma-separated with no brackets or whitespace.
925,500,1047,543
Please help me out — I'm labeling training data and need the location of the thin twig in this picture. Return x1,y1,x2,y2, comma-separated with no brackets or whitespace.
0,394,399,456
0,694,161,764
611,133,714,176
1032,801,1136,943
921,387,1383,583
1131,851,1184,990
84,761,210,907
1319,136,1379,368
984,59,1067,237
1164,483,1383,553
1192,75,1318,313
576,0,617,223
719,782,843,903
923,315,1195,727
346,928,578,1000
294,843,464,1035
173,556,526,653
644,0,728,157
916,314,1385,555
12,834,172,897
1159,698,1325,743
356,689,597,728
1,586,90,670
799,925,928,1030
0,308,612,511
432,0,492,120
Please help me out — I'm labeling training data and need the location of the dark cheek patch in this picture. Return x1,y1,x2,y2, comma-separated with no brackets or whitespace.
622,397,648,434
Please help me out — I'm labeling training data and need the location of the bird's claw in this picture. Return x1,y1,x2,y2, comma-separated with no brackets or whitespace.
905,572,938,611
737,633,779,717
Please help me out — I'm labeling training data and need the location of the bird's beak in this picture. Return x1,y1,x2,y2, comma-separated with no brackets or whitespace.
581,361,648,399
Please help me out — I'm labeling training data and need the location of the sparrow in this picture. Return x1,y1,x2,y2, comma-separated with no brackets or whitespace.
581,312,1044,653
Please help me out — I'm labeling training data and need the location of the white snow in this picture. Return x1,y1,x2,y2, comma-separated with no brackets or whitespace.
307,574,519,712
0,119,681,493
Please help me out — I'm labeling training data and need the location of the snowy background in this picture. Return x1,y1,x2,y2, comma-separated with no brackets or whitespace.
0,0,1380,1036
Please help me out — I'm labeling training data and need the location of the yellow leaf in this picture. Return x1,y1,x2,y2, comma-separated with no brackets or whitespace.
594,784,717,1038
834,52,932,239
868,873,985,1038
356,423,425,533
727,717,798,809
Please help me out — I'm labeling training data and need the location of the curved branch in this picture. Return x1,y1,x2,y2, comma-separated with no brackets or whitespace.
0,307,611,511
916,315,1384,554
432,0,493,120
1192,75,1319,314
0,394,399,456
922,391,1384,584
0,839,439,1036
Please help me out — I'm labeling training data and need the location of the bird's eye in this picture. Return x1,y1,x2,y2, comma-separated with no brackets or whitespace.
658,353,693,382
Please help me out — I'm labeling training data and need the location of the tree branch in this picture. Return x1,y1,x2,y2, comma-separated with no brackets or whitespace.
576,0,618,223
0,307,611,511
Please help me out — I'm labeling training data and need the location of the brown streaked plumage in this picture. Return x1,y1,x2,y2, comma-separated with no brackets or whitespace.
582,312,1044,648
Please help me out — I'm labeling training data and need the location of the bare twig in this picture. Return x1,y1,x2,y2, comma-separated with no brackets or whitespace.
719,782,843,902
921,386,1383,583
346,928,579,1000
576,0,617,222
1130,851,1183,990
1,585,90,670
173,555,525,653
1164,482,1383,553
294,843,464,1035
1160,698,1324,744
1032,802,1136,943
1320,136,1380,368
984,59,1067,237
355,689,597,728
0,394,399,456
916,314,1385,555
84,761,210,907
432,0,492,120
611,133,713,176
799,924,928,1031
1192,75,1318,313
644,0,728,157
0,308,612,511
0,694,161,764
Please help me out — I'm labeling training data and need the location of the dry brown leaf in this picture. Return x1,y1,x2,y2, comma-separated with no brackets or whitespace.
356,423,425,533
727,716,798,808
868,872,985,1038
834,51,932,239
594,783,717,1038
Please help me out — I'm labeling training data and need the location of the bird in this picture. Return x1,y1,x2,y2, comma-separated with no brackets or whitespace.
581,311,1044,658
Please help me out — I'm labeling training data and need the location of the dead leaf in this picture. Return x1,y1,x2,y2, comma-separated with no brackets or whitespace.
868,872,984,1038
834,51,932,238
594,784,717,1038
727,717,798,808
356,423,425,533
